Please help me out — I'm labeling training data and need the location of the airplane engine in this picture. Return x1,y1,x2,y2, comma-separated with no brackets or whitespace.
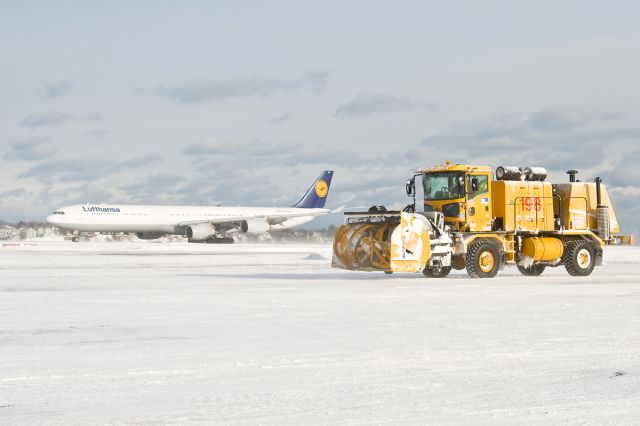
136,232,165,240
240,219,271,235
186,223,216,240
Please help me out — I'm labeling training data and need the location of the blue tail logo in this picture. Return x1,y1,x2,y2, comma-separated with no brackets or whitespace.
292,170,334,208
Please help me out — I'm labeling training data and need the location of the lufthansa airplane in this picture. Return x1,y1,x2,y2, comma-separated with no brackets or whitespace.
47,170,335,243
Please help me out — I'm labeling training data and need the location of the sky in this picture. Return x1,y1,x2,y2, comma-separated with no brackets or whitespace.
1,1,639,235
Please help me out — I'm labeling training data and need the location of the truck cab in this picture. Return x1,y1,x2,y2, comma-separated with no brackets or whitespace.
418,163,493,232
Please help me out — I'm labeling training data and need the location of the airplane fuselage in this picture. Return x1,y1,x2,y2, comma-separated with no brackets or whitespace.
47,204,327,234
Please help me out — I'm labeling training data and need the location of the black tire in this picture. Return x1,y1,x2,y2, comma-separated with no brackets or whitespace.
517,263,546,276
563,240,596,276
466,239,502,278
423,266,452,278
205,237,235,244
384,271,393,275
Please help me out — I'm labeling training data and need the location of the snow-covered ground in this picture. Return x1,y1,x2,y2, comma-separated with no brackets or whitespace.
1,241,639,425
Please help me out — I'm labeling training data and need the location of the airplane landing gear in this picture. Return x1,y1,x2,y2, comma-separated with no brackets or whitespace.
206,236,234,244
188,237,235,244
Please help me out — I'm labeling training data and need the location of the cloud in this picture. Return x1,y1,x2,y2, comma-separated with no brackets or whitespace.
3,137,57,161
0,188,29,199
43,184,115,207
182,138,294,159
601,149,640,187
175,135,409,211
606,183,640,235
181,141,225,156
269,112,294,124
420,107,639,170
21,111,101,129
44,81,73,98
335,91,426,117
119,173,186,202
19,156,161,183
21,112,69,128
86,129,112,141
0,183,118,221
153,70,329,104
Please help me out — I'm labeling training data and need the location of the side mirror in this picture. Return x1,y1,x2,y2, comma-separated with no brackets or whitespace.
471,177,479,192
406,178,415,197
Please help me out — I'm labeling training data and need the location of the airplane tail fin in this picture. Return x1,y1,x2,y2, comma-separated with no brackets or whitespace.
291,170,334,209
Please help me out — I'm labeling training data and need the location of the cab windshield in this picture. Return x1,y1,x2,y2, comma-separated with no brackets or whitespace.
422,172,465,200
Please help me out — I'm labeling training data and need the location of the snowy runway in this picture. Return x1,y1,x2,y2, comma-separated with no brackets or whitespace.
1,242,639,424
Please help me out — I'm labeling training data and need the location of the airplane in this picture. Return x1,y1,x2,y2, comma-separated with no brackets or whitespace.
46,170,335,243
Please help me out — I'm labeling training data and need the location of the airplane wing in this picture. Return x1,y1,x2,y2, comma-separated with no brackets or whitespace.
176,210,329,228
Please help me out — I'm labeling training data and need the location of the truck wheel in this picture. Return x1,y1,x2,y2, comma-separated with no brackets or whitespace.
423,266,452,278
517,264,546,276
466,239,501,278
563,240,596,276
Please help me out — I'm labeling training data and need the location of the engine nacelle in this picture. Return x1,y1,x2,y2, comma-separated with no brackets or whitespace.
186,223,216,240
136,232,165,240
240,219,271,235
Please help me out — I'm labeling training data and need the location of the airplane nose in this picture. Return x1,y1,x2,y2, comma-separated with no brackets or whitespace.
46,214,57,224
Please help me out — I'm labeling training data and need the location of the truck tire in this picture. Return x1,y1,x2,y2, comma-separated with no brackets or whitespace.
423,266,452,278
466,239,501,278
563,240,596,276
517,264,546,276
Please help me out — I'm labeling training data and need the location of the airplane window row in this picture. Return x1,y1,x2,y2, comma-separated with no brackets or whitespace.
87,212,148,216
169,213,238,217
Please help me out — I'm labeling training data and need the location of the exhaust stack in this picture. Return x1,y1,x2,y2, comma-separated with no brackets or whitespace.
595,177,603,207
595,177,611,241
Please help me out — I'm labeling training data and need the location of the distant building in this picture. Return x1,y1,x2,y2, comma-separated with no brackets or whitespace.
0,226,14,240
44,226,59,236
24,227,37,239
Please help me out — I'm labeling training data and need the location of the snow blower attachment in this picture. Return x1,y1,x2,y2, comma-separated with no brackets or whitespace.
332,207,452,275
333,219,394,271
332,162,628,278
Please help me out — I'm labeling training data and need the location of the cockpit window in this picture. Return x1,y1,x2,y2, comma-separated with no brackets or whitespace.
422,172,465,200
52,211,65,215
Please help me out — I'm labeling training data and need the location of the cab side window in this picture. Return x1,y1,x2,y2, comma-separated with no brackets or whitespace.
468,175,489,199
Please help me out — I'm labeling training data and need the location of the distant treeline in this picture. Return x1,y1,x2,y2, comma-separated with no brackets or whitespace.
1,220,50,228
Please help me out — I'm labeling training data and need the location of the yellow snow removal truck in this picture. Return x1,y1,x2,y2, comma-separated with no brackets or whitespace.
332,162,621,278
